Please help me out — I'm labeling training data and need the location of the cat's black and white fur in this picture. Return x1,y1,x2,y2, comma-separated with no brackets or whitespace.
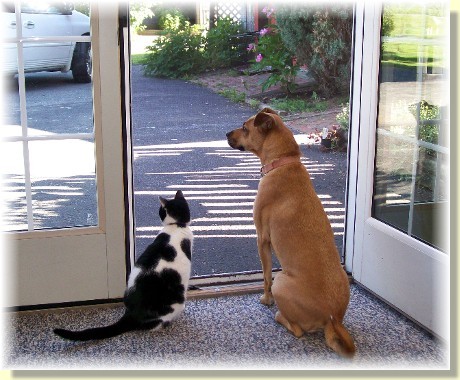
54,190,193,341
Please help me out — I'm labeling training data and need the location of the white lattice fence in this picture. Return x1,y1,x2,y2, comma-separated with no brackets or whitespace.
210,2,254,31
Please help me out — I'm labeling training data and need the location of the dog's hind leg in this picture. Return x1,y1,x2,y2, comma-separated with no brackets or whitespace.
275,311,304,337
272,272,327,335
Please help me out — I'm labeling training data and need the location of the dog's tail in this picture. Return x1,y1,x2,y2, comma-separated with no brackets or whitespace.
54,313,161,341
324,315,356,358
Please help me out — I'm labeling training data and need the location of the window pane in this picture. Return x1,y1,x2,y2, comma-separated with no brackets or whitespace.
373,133,413,233
28,139,98,230
1,142,28,231
412,148,448,250
24,73,94,135
1,3,96,232
372,3,449,251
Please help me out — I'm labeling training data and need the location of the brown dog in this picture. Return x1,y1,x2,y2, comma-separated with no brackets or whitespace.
226,108,356,358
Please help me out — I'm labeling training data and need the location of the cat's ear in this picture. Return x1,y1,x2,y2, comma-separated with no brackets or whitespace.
175,190,184,199
159,196,168,208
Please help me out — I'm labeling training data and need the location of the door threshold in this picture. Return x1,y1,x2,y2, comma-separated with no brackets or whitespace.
187,267,353,300
188,281,264,300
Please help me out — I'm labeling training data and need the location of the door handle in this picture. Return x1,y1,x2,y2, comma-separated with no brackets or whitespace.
9,21,16,28
23,21,35,29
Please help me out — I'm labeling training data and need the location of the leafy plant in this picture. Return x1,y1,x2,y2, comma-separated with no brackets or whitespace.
381,6,396,37
143,15,247,78
129,2,154,33
157,8,187,31
204,17,246,69
408,100,440,144
336,102,350,131
143,23,205,79
248,7,299,94
276,4,353,98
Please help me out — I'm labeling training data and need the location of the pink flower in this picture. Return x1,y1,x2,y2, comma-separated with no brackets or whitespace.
259,28,270,37
256,53,263,63
247,43,255,51
262,7,274,18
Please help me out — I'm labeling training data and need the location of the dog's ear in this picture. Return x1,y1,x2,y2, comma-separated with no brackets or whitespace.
259,107,278,115
254,111,276,132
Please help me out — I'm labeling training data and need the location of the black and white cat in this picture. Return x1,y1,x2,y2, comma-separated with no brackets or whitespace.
54,190,193,341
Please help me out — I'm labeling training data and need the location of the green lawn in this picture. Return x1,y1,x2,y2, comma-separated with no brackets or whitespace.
381,42,445,69
381,6,447,70
130,33,155,65
131,53,148,66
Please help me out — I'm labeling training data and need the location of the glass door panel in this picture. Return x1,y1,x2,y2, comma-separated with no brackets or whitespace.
348,2,449,340
372,3,449,252
2,4,128,307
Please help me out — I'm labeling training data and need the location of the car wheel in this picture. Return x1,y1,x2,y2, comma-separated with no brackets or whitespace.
72,42,92,83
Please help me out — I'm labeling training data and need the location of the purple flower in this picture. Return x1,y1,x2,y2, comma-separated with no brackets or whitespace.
247,43,255,51
256,53,263,63
259,28,270,37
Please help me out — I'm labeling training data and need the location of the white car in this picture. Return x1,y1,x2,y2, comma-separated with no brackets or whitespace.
1,1,91,83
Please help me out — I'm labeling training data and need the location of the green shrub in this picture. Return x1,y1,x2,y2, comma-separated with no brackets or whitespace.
143,23,205,78
157,8,187,31
143,15,246,78
205,17,246,69
276,4,353,98
381,6,396,37
249,8,299,94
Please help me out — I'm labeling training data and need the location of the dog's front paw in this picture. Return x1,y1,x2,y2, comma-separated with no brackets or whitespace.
260,293,274,306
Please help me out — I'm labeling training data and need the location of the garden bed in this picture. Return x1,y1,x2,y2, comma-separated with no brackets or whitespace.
189,67,345,136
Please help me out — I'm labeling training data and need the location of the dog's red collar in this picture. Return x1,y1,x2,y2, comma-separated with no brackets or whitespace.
260,156,301,177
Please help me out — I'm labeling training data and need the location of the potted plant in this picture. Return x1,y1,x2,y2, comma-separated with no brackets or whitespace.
320,127,332,149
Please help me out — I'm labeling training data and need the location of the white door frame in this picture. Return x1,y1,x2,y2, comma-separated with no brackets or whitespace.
345,2,449,340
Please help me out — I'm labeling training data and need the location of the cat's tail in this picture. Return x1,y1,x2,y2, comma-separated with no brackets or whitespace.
54,313,161,341
324,315,356,358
